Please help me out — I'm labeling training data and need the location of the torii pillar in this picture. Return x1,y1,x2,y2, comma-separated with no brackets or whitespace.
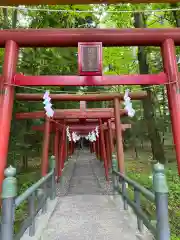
99,119,109,180
114,98,125,173
162,39,180,174
54,125,59,178
41,116,51,176
0,41,19,193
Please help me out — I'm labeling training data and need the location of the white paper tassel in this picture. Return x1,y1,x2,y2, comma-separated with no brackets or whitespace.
43,90,54,118
124,89,135,117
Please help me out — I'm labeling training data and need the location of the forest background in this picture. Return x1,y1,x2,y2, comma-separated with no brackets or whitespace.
0,3,179,239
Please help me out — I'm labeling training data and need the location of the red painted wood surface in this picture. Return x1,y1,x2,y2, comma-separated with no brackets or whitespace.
105,130,111,168
32,123,131,132
16,109,127,119
41,117,50,176
54,128,59,178
114,98,125,173
32,125,99,132
14,73,167,86
99,119,109,181
16,91,147,101
0,29,180,47
161,39,180,175
66,119,110,124
65,121,101,125
0,41,19,194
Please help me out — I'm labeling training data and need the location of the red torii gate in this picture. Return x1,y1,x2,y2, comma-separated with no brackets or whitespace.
16,105,131,180
31,119,131,180
15,95,145,180
0,28,180,193
15,93,144,179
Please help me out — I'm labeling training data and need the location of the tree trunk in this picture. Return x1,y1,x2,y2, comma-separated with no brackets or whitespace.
2,8,8,28
132,137,138,159
133,13,166,164
22,155,28,170
12,9,18,29
170,4,180,27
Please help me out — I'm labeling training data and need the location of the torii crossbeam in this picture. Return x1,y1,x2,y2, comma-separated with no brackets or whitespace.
16,109,127,120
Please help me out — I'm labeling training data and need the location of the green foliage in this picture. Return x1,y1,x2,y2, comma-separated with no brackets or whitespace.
0,3,180,238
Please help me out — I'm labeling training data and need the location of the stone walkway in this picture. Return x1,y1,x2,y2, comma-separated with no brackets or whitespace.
41,150,152,240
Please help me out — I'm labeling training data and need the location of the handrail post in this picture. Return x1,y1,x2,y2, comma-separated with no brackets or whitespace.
153,163,170,240
1,166,17,240
42,186,47,214
50,155,56,200
37,188,46,214
28,192,35,236
134,189,143,232
121,178,128,210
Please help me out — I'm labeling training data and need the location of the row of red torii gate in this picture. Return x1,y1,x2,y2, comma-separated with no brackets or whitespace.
0,28,180,195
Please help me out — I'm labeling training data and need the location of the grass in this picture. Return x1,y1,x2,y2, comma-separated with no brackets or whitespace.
125,147,180,240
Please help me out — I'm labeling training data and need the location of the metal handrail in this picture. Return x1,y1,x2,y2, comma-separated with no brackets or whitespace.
112,157,170,240
15,170,53,208
0,155,57,240
113,170,155,202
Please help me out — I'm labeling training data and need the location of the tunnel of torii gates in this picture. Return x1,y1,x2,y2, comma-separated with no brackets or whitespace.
0,29,180,193
16,99,137,181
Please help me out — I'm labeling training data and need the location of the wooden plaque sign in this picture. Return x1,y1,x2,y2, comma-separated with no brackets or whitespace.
78,42,102,76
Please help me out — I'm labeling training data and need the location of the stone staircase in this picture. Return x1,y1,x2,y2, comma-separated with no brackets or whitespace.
39,150,153,240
